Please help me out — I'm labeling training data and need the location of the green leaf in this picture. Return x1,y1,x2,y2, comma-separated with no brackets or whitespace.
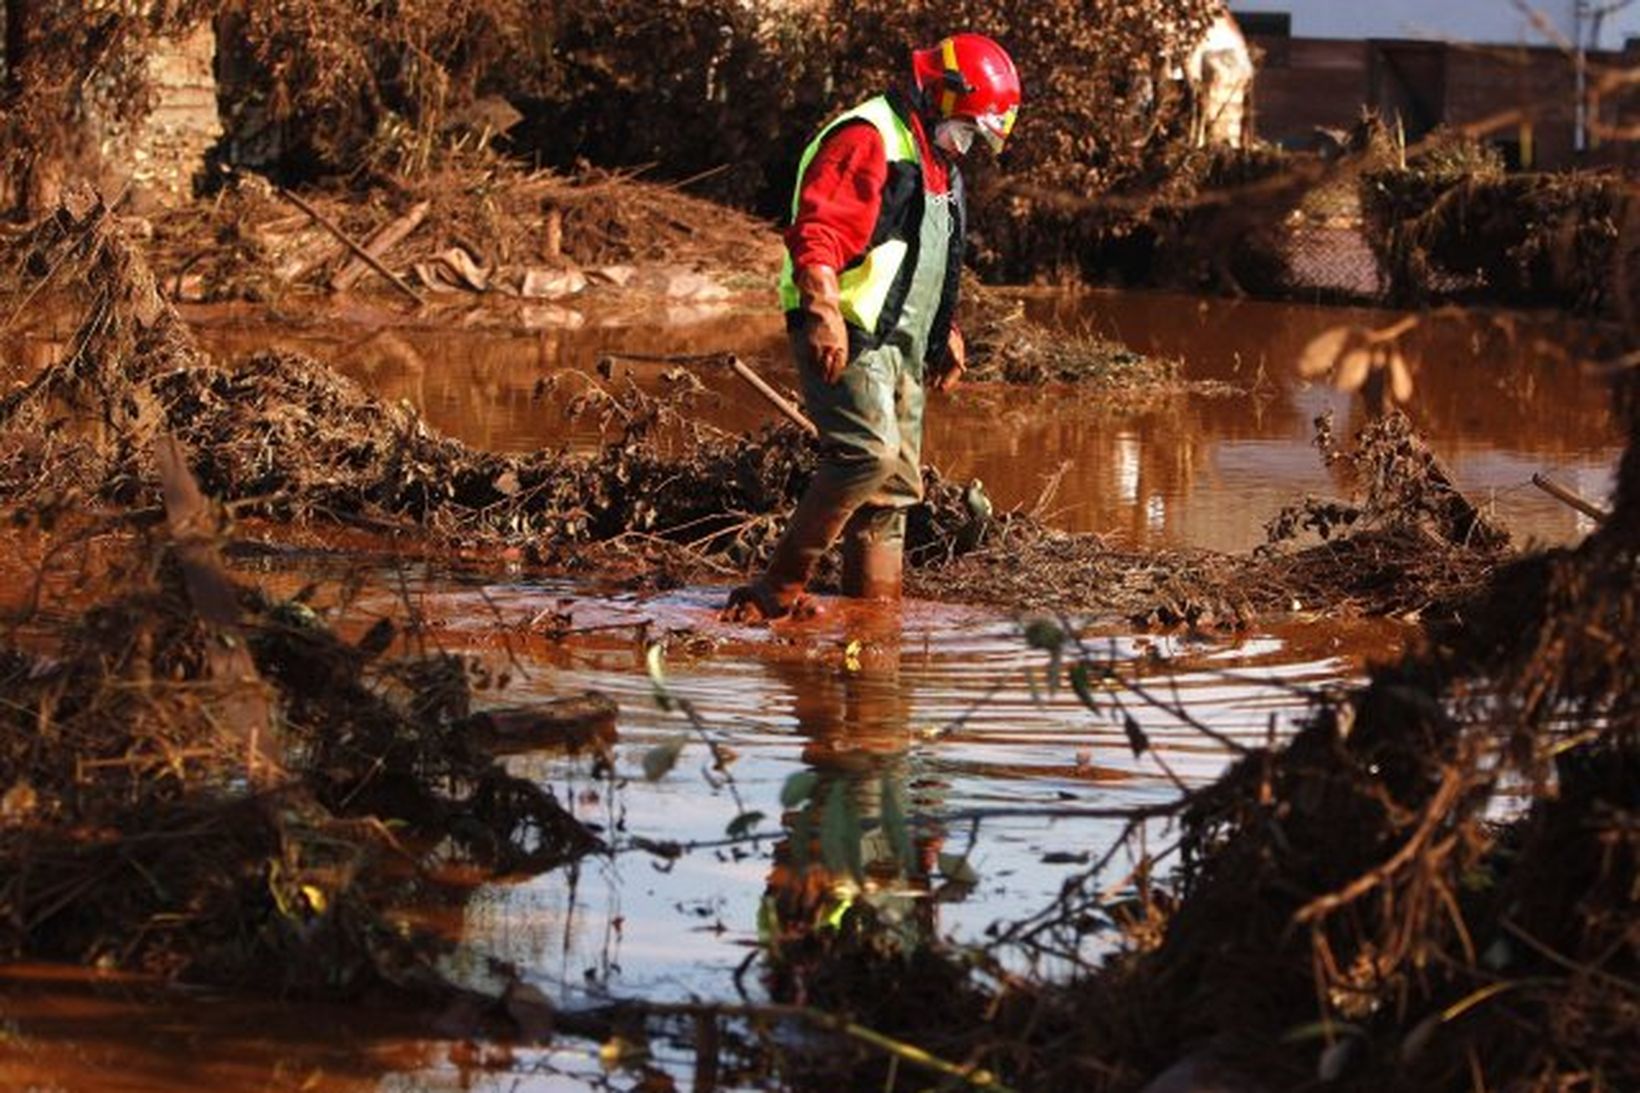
641,733,688,781
1123,713,1150,758
1023,618,1064,652
726,810,766,838
1069,661,1100,713
780,770,820,808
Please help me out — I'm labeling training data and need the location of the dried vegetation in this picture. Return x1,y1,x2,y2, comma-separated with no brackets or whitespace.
3,6,1634,1087
141,158,781,305
5,0,1227,286
998,374,1640,1092
1362,133,1627,311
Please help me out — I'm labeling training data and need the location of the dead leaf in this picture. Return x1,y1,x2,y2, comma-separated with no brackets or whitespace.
415,246,491,293
2,780,38,825
1388,351,1415,403
1334,348,1372,393
1299,327,1352,378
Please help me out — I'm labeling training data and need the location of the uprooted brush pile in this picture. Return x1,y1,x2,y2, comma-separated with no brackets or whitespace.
914,407,1512,629
0,198,814,564
959,281,1213,394
1361,163,1626,311
140,156,780,305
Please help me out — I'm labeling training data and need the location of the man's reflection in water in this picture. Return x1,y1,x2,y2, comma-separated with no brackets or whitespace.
760,612,951,999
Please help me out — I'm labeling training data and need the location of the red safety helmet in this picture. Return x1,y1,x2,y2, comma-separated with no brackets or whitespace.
911,33,1022,153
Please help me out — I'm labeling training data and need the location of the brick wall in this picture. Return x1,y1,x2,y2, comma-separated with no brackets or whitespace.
1246,33,1628,169
1246,37,1370,145
1444,47,1579,168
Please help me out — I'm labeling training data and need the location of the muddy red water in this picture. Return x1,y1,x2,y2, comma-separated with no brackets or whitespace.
0,289,1616,1089
86,288,1618,551
5,290,1618,551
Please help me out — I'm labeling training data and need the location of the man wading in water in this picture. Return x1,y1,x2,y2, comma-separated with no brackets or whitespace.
724,33,1022,622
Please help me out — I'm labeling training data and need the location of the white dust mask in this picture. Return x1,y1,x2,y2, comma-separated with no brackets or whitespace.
934,119,978,157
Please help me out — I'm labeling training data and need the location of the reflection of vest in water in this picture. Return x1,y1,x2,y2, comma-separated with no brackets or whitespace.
779,93,965,364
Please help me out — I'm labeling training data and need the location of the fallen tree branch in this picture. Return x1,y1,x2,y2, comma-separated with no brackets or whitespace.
548,998,1016,1091
1531,472,1610,522
275,186,427,307
331,200,431,291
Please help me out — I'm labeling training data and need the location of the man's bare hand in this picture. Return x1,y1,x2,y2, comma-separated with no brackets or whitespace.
932,325,965,392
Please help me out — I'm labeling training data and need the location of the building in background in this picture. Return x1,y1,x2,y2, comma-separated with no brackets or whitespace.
1229,1,1640,49
1229,1,1640,167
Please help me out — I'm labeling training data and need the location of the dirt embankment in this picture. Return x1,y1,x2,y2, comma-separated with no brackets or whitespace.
129,157,783,310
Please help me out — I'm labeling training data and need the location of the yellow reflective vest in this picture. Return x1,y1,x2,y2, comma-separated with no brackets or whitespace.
779,92,964,361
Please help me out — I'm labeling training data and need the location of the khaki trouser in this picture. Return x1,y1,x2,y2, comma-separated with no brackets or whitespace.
800,331,925,538
765,334,926,591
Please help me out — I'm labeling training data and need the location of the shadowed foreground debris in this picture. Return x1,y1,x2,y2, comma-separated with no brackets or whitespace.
0,477,601,988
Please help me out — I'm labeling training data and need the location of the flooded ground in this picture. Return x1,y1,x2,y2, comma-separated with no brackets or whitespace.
0,288,1619,1088
4,289,1616,554
1,555,1404,1090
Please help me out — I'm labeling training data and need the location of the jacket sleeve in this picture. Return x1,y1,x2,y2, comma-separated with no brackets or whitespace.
784,120,888,273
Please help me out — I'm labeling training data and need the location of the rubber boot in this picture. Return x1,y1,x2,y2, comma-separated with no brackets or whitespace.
723,486,856,621
840,508,905,601
841,537,904,601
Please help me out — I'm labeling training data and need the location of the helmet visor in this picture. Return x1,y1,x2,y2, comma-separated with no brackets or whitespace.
974,105,1018,154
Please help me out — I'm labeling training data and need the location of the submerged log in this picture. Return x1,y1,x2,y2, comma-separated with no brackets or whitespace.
461,692,619,753
1531,472,1610,522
